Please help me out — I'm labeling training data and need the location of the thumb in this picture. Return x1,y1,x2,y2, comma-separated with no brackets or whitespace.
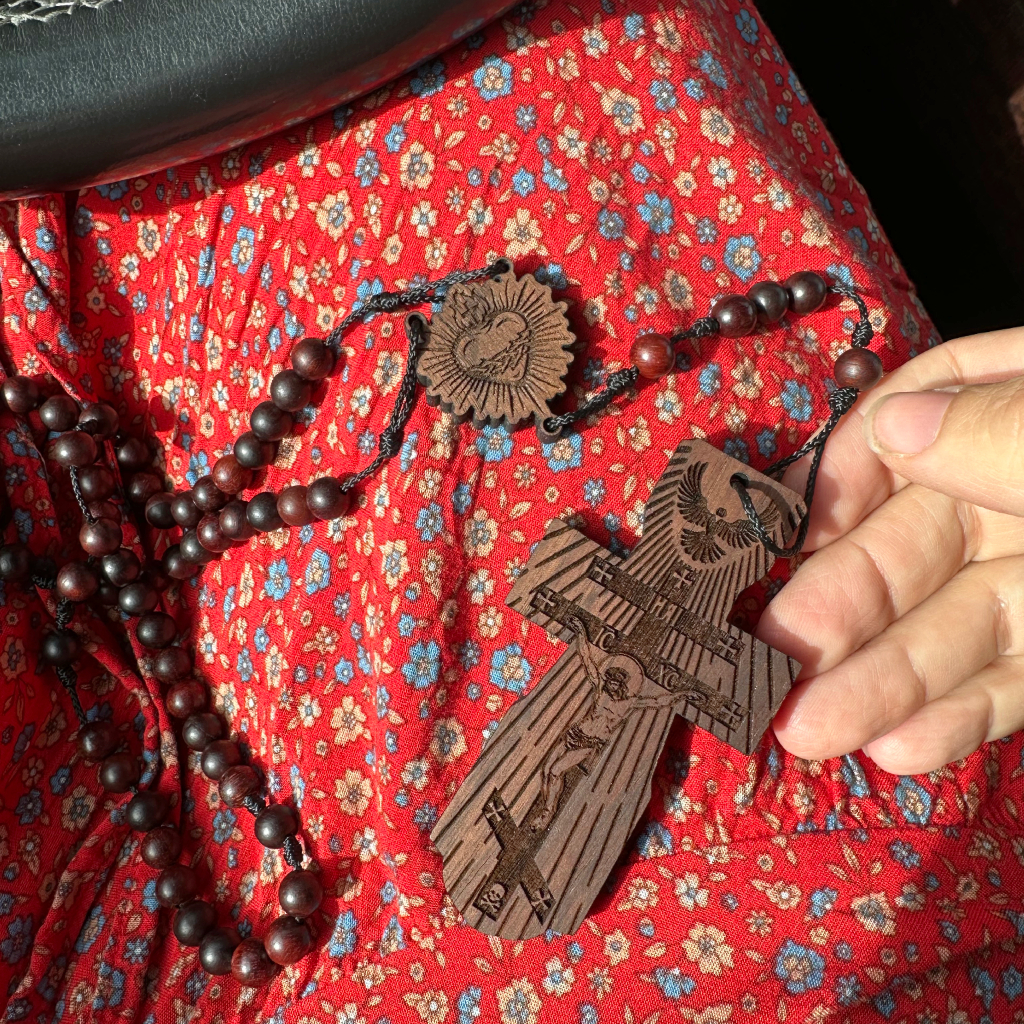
862,376,1024,516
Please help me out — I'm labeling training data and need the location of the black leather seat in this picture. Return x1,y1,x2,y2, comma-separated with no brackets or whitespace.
0,0,513,199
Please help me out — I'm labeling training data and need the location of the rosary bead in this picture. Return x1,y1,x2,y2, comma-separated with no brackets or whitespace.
144,492,176,529
115,436,151,474
125,789,167,831
231,937,279,987
278,869,323,918
785,271,828,314
179,530,217,565
249,401,293,442
173,900,217,947
263,915,312,966
97,581,120,607
277,485,314,526
211,454,251,495
199,927,241,976
86,501,119,523
166,681,207,719
834,347,884,391
201,739,241,781
78,402,120,438
170,492,202,529
118,581,159,617
38,394,79,432
710,293,758,338
2,375,41,414
102,548,141,587
140,824,182,868
77,464,116,503
232,431,275,470
629,333,675,380
219,500,256,540
51,431,97,468
0,543,31,583
77,720,119,762
80,517,123,556
290,338,335,381
246,491,285,533
182,712,222,751
197,515,232,553
56,561,99,602
144,559,171,592
306,476,350,520
136,611,177,649
127,472,163,505
156,864,199,908
269,370,312,413
747,280,790,324
218,764,260,808
99,751,138,792
163,544,200,580
40,629,80,665
255,804,299,848
153,645,192,683
191,475,229,513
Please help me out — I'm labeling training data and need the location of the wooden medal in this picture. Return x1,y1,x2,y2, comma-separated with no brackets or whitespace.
415,262,575,430
431,439,805,939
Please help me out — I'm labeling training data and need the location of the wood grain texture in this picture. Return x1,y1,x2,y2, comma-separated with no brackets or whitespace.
431,439,805,939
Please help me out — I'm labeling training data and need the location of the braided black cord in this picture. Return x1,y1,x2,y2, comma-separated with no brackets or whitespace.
670,316,720,345
539,366,641,439
33,578,89,726
67,426,98,523
241,794,266,817
283,835,304,869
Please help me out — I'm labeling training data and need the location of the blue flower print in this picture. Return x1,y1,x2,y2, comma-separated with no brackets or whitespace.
695,217,718,244
533,262,569,291
265,558,292,600
458,987,482,1024
638,192,674,234
780,380,813,422
453,483,472,515
384,123,406,153
475,424,513,462
402,640,440,690
756,427,777,459
415,503,444,542
723,234,763,282
334,658,354,686
354,149,381,187
808,887,837,918
697,51,728,89
197,245,216,288
543,432,583,472
774,938,826,994
597,207,625,240
698,362,721,397
230,226,255,274
473,55,513,101
328,910,358,957
0,915,32,964
34,225,57,252
895,776,933,824
511,168,535,197
212,808,237,843
515,104,537,132
789,67,810,104
304,548,331,595
652,967,696,999
410,59,446,97
649,78,677,112
735,9,759,44
683,77,706,101
835,973,863,1006
489,644,531,694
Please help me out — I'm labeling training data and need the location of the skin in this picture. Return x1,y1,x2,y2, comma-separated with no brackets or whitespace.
757,327,1024,775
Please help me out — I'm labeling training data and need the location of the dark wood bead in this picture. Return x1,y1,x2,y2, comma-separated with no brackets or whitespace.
219,500,256,540
144,491,176,529
233,431,275,470
86,499,120,521
263,915,312,966
307,476,350,521
834,347,884,391
166,681,207,719
118,581,159,616
56,561,100,602
269,370,312,413
125,790,167,831
115,436,151,473
170,492,202,528
77,720,119,761
218,765,260,808
99,752,138,792
51,431,97,468
101,548,141,587
80,517,123,556
140,824,182,868
710,293,758,338
246,492,284,533
747,280,790,324
199,927,240,976
278,870,323,918
142,560,171,592
249,401,293,442
212,455,252,495
40,629,80,665
2,375,41,414
153,646,192,683
97,581,120,607
0,543,31,582
127,472,163,505
163,544,200,580
197,515,232,553
629,333,675,380
78,403,119,438
156,864,199,908
277,485,313,526
290,338,335,381
785,271,828,314
38,395,79,432
201,740,241,781
173,899,217,947
231,937,279,987
191,475,229,513
182,712,222,751
77,464,116,503
179,530,217,564
254,804,299,848
136,612,177,649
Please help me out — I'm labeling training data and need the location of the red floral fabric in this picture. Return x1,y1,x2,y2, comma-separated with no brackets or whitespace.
1,1,1022,1022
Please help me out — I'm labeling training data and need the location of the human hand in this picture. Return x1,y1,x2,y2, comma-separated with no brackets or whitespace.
757,327,1024,774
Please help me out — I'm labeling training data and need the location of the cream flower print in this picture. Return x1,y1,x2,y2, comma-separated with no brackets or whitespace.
380,539,410,590
330,695,369,746
682,923,734,975
410,199,437,237
497,979,541,1024
502,208,544,257
336,769,373,816
700,106,737,147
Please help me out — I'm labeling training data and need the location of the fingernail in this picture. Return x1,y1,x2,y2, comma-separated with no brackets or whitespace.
865,390,954,455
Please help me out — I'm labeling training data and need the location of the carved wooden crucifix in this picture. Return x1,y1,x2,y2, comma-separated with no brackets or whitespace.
431,439,806,939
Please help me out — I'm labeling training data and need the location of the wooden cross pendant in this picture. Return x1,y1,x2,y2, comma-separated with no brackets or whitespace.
431,439,806,939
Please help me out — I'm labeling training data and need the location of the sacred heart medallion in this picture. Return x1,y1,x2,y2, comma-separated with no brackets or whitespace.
415,262,575,430
432,439,806,939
